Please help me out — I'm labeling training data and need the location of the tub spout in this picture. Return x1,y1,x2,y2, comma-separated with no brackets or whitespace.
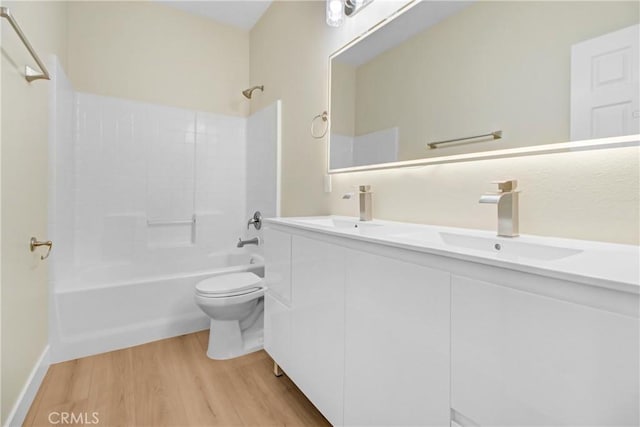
237,237,260,248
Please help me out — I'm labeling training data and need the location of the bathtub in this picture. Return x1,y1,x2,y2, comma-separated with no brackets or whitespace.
49,250,264,363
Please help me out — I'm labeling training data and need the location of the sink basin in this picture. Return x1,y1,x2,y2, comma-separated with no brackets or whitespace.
291,217,384,232
438,232,583,261
391,230,583,261
289,217,584,262
387,230,441,245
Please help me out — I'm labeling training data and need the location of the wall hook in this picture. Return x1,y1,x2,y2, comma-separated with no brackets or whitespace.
30,237,53,260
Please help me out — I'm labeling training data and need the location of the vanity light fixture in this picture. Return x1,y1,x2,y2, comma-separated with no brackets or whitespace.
326,0,344,27
344,0,374,17
327,0,374,27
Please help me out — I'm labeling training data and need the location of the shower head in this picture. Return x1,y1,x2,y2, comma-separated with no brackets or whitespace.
242,85,264,99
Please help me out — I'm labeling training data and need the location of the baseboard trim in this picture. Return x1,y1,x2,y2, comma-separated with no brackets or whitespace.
3,345,50,427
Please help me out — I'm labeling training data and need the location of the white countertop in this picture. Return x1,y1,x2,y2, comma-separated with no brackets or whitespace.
265,216,640,294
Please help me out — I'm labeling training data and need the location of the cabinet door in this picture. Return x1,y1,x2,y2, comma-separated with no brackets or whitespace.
344,251,451,426
452,275,640,426
263,227,292,305
290,236,345,426
263,227,292,369
264,294,291,370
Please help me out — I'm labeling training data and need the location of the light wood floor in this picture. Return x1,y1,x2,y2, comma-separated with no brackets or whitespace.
24,331,330,426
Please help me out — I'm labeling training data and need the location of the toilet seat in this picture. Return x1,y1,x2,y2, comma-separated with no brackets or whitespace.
196,272,264,298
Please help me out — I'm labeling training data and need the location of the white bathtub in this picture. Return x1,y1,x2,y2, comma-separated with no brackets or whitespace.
50,251,264,363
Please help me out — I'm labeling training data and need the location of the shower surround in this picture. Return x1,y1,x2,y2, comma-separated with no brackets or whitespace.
48,58,279,362
71,93,247,278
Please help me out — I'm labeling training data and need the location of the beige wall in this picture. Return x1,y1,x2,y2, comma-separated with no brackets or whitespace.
1,1,68,422
67,1,250,116
352,1,639,160
250,0,639,245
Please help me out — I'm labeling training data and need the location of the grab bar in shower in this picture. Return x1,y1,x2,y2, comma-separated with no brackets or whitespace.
147,217,196,226
0,7,50,82
427,130,502,149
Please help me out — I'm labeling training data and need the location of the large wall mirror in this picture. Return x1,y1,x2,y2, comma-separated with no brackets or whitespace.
328,1,639,172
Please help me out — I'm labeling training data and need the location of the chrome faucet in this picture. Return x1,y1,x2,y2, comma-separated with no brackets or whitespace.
479,179,520,237
358,185,373,221
237,237,260,248
344,185,373,221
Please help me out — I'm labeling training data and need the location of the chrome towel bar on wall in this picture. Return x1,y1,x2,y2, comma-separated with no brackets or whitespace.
146,217,196,226
0,7,50,82
427,130,502,149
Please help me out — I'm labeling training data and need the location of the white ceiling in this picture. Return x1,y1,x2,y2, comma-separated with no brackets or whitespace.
158,1,273,30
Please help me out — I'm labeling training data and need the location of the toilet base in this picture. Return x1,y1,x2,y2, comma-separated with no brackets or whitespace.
206,315,264,360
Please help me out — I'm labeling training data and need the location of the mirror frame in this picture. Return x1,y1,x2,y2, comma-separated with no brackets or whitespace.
326,1,640,174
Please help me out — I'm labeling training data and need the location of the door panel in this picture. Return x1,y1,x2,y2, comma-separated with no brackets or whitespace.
571,24,639,140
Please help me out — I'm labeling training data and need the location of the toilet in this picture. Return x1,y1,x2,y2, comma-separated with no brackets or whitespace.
194,272,265,360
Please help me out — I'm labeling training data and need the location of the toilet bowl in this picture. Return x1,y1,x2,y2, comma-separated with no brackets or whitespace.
194,272,265,360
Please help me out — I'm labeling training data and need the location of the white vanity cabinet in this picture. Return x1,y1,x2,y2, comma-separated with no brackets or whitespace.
263,227,293,305
344,250,451,426
288,235,346,426
264,224,452,426
263,228,347,425
263,217,639,427
451,274,640,426
263,227,292,369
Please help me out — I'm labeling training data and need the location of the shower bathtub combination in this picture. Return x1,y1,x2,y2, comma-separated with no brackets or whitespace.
50,250,264,363
47,58,280,363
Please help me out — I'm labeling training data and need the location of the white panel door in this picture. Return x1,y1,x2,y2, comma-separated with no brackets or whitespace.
451,275,640,426
571,24,639,140
344,251,451,426
289,236,345,426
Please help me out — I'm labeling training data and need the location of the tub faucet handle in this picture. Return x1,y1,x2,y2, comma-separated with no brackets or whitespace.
247,211,262,230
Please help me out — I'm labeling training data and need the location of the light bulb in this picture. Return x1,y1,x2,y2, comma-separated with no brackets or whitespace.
326,0,344,27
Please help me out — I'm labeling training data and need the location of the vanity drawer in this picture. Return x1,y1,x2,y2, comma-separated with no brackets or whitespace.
263,227,292,305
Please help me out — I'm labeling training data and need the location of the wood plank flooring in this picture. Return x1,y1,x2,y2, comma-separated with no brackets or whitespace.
24,331,331,426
